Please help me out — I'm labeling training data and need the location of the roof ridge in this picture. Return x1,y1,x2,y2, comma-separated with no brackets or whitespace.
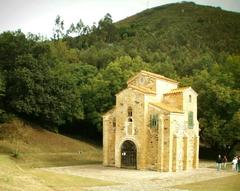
127,70,179,84
129,84,156,94
141,70,178,83
172,86,190,90
164,86,190,95
149,102,183,113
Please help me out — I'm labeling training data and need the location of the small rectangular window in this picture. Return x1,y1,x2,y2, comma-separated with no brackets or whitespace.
150,114,159,128
113,117,116,128
188,111,194,128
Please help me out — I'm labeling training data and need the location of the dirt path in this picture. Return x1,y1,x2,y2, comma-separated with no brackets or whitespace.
42,164,236,191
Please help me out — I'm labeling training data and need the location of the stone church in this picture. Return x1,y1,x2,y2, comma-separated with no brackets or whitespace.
103,70,199,172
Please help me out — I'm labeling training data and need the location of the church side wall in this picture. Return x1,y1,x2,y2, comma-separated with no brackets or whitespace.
170,113,185,171
164,93,183,110
146,106,160,170
161,115,172,171
183,90,199,169
103,116,109,166
103,113,116,166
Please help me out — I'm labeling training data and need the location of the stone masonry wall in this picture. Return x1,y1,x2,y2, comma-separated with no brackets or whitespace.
103,110,116,166
146,106,160,170
103,71,199,172
115,88,145,169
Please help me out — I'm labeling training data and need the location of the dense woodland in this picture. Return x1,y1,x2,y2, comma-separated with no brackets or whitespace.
0,2,239,153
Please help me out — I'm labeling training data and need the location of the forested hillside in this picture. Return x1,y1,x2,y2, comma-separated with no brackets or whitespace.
0,2,239,152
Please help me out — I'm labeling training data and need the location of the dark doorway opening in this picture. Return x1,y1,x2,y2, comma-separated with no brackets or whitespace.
121,140,137,169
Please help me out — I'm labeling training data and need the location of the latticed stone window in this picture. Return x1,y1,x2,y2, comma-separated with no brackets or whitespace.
188,111,194,128
150,114,159,128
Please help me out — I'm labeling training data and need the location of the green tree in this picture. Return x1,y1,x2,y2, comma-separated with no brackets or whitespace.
7,54,84,129
222,111,240,153
53,15,65,40
0,72,5,118
76,19,85,35
0,73,5,98
223,56,240,88
185,66,240,149
49,40,80,63
66,23,76,36
0,31,33,71
97,13,119,43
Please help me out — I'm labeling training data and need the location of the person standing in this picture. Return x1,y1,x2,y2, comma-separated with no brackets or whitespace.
238,156,240,173
222,155,228,169
232,156,238,171
216,154,222,171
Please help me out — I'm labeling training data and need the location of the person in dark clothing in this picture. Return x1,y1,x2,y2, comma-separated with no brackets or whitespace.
216,154,222,171
222,155,228,169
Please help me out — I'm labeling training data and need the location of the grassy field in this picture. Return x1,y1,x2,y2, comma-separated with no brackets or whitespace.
0,154,115,191
174,173,240,191
1,119,239,190
175,159,240,191
0,119,102,168
0,119,116,190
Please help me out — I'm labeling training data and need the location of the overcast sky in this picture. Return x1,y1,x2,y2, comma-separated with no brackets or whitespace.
0,0,240,37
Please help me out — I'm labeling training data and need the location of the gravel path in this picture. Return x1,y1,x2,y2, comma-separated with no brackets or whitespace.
42,165,236,191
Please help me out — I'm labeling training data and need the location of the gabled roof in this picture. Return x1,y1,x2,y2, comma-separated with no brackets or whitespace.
115,85,155,96
127,70,178,85
164,87,198,96
149,102,183,113
128,84,156,94
164,87,190,94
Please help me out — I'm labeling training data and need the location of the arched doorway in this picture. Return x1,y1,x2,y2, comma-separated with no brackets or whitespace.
121,140,137,169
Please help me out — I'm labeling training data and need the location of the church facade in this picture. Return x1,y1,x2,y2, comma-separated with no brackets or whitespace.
103,70,199,172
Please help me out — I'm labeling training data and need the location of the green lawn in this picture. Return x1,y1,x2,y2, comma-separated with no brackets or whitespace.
1,120,239,191
0,121,115,190
0,154,115,191
31,169,115,189
175,174,240,191
0,120,102,168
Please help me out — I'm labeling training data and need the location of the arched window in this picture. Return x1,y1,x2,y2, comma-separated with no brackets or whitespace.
189,95,192,103
127,107,133,122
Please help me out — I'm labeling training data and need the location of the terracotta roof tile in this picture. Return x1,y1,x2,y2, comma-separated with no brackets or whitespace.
149,102,183,113
129,84,156,94
164,87,190,95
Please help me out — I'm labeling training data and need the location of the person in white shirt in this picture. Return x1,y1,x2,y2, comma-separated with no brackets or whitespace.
232,156,238,171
